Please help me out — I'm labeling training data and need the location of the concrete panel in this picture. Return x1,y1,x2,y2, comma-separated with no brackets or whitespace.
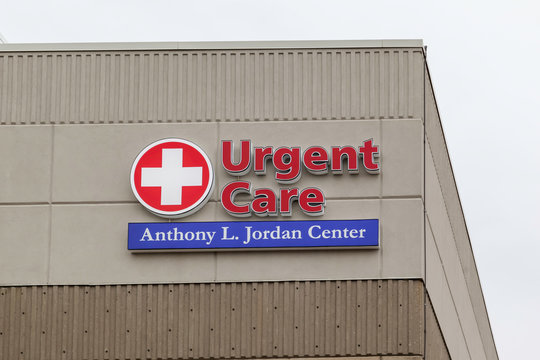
426,223,471,360
216,248,380,283
425,219,443,307
0,205,50,285
426,151,487,360
381,119,423,197
218,120,381,200
45,197,423,285
0,125,52,203
51,119,422,206
48,202,219,285
217,119,423,201
51,123,219,203
215,199,381,282
380,198,424,278
217,198,423,282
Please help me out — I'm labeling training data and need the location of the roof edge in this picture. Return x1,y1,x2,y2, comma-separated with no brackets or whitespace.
0,39,423,52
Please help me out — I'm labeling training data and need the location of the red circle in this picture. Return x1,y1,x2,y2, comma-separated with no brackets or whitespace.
130,139,213,218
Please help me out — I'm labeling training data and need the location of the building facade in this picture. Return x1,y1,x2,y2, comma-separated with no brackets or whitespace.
0,40,497,359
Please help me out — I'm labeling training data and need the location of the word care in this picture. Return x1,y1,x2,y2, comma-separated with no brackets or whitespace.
128,219,379,251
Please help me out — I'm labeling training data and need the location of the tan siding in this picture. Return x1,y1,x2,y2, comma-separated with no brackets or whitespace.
0,49,424,125
0,280,423,360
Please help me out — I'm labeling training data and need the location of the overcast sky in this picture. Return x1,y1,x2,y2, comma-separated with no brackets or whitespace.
1,1,539,358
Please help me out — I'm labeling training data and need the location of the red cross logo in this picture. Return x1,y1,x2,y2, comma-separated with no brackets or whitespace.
130,139,214,218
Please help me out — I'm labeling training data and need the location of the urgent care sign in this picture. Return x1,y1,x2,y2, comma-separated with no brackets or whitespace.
128,138,380,251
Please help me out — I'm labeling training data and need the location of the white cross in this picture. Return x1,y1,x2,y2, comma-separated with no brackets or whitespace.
141,148,203,205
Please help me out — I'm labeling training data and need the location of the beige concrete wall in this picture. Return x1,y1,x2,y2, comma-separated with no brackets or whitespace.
0,42,498,359
0,45,425,288
0,119,424,285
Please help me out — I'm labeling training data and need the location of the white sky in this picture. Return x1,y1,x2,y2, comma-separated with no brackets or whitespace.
2,1,539,358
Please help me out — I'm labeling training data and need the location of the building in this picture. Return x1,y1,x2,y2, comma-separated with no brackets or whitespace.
0,40,497,359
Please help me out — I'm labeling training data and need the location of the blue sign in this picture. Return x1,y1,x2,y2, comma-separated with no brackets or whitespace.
128,219,379,251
